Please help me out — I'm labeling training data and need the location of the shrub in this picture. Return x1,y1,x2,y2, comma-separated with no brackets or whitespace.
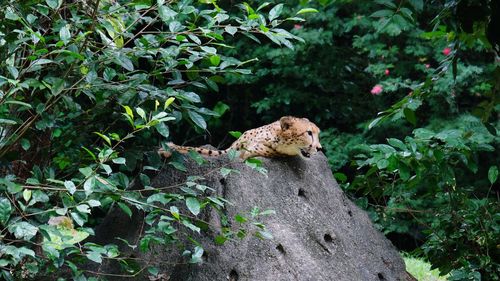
0,0,307,279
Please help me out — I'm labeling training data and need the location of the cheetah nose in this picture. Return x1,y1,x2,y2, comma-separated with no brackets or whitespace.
317,146,323,152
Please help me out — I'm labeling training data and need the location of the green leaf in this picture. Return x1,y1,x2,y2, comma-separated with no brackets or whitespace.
23,189,32,202
398,162,411,181
6,66,19,79
269,4,284,21
209,55,221,66
70,212,86,226
229,131,242,138
256,2,271,11
20,139,31,151
0,119,17,125
408,0,423,11
170,161,187,172
224,25,238,36
205,78,219,92
94,132,111,146
164,97,176,109
79,167,93,177
215,235,227,245
188,150,206,165
117,202,132,218
112,157,126,164
375,0,397,9
136,107,147,120
182,220,200,233
368,116,384,129
159,5,177,21
488,166,498,185
83,176,96,196
403,108,416,125
387,138,406,150
170,206,180,220
179,92,201,103
333,172,347,183
220,167,232,178
377,159,389,169
188,111,207,129
169,21,183,32
88,200,101,207
256,230,273,239
46,0,62,9
235,214,248,223
76,204,91,214
186,197,201,216
9,222,38,240
0,198,12,225
208,196,225,207
189,246,203,263
155,122,170,138
148,266,159,276
123,105,134,119
259,209,276,216
201,46,217,54
59,24,71,44
4,100,32,109
114,54,134,71
5,7,20,20
296,8,318,15
103,67,116,81
147,194,171,205
86,251,102,263
370,9,394,18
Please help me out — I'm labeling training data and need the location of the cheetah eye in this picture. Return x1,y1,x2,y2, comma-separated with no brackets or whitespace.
307,130,313,136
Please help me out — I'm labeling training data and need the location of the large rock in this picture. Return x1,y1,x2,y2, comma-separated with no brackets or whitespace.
92,153,414,281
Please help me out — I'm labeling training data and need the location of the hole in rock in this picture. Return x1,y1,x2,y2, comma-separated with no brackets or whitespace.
324,234,333,243
298,188,306,198
276,244,286,255
347,210,353,217
229,269,239,281
219,178,226,185
377,272,386,280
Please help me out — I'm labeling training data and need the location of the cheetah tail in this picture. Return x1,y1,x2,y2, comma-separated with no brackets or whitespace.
158,142,227,158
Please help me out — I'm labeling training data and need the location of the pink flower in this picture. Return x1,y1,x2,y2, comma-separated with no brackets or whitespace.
370,85,383,95
294,24,302,30
442,47,451,56
385,69,390,76
425,64,430,68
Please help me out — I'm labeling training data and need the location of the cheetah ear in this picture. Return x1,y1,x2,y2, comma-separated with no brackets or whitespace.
280,116,294,130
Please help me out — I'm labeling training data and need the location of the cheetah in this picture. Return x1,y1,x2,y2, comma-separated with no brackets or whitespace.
159,116,322,160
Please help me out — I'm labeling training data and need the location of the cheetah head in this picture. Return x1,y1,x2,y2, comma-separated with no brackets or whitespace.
279,116,323,158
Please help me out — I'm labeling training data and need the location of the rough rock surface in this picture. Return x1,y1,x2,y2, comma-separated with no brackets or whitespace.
91,153,413,281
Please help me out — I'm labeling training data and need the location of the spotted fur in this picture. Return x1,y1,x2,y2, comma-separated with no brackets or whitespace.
159,116,322,160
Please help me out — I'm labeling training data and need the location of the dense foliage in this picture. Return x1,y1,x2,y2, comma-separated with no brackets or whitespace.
1,0,499,280
0,0,310,279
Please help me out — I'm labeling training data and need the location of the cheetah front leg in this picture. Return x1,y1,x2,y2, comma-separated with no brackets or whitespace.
239,143,276,159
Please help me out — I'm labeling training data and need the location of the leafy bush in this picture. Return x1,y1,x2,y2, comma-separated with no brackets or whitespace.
403,253,447,281
0,0,307,279
345,0,500,279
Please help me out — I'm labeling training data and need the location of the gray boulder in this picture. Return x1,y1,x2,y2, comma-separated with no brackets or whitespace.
92,153,414,281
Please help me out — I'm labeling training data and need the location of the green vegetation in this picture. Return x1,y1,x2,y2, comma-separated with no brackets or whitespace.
403,253,447,281
1,0,498,280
